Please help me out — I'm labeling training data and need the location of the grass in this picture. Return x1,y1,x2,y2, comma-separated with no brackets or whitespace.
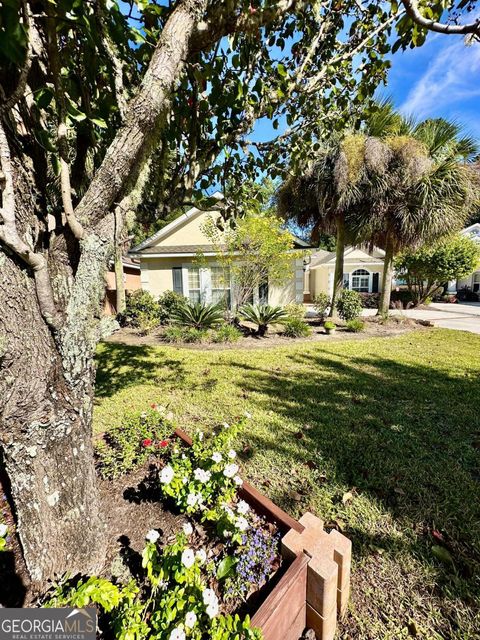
94,329,480,639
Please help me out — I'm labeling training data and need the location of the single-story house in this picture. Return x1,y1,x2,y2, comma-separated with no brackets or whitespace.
449,223,480,297
129,193,309,307
104,256,141,315
304,246,386,300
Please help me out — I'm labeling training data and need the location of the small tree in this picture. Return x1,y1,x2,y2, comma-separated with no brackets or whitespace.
395,235,480,305
202,213,301,309
336,289,363,321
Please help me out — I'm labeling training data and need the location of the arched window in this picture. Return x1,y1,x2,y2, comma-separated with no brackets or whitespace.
351,269,370,292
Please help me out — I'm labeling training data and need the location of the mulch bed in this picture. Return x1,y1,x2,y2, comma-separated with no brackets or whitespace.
105,316,426,350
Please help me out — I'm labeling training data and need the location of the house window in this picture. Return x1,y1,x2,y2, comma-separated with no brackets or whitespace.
351,269,370,293
474,272,480,293
188,267,201,303
211,266,231,307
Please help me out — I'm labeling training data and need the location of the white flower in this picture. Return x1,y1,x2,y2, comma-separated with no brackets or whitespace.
206,601,219,618
227,449,237,459
221,504,234,518
187,493,198,507
160,465,174,485
236,516,249,532
198,431,204,441
202,588,217,606
223,529,232,538
169,627,185,640
211,452,223,463
234,475,243,486
183,522,193,536
194,468,211,483
185,611,197,629
222,422,230,429
182,476,188,484
223,463,239,478
244,411,252,419
181,548,195,569
195,548,207,564
145,529,160,543
237,500,250,515
0,524,8,537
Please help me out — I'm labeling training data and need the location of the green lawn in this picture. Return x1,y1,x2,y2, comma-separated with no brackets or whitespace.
95,329,480,639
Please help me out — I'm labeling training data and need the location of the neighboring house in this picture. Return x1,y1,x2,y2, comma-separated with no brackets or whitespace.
129,193,309,307
448,223,480,297
304,246,385,301
104,256,141,315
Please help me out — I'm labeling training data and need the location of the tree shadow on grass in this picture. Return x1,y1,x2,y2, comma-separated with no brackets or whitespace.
220,351,480,559
95,343,187,399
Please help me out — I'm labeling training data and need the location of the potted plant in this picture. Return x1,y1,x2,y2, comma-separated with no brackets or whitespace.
324,320,336,335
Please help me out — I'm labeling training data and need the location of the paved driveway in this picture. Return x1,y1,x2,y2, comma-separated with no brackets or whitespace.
363,302,480,334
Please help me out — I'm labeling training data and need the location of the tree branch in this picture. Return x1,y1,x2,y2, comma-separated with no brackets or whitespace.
401,0,480,35
0,120,63,330
46,5,85,240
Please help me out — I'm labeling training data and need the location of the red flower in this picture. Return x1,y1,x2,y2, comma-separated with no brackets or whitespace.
142,438,153,447
150,403,157,409
159,440,169,448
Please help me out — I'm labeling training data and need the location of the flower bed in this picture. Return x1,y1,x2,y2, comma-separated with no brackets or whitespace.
88,407,351,639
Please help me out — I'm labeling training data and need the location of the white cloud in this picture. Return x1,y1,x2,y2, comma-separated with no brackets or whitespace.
400,41,480,119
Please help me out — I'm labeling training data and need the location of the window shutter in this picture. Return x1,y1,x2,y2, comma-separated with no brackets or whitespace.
372,272,379,293
343,273,349,289
172,267,183,294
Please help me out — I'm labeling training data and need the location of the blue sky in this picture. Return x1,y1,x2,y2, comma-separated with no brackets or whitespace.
389,34,480,140
251,32,480,147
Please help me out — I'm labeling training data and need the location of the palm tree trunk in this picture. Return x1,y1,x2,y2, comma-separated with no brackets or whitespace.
329,213,345,317
378,235,395,316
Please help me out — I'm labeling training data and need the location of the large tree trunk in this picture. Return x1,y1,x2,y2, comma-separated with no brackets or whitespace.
378,235,395,316
329,213,346,317
114,244,126,314
0,249,106,583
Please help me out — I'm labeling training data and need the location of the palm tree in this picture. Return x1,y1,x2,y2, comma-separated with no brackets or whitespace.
278,104,479,316
350,117,479,314
277,100,402,313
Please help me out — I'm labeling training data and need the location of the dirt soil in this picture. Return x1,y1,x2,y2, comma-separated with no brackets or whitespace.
106,317,427,350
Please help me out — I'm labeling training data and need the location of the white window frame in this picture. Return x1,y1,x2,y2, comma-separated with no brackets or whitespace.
182,262,233,307
349,268,372,293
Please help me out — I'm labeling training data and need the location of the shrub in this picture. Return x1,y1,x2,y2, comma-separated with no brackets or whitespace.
284,302,305,321
390,289,413,308
163,326,208,343
312,293,330,318
172,300,224,329
182,327,208,343
359,292,380,309
157,290,186,324
212,324,243,343
122,290,160,328
95,406,173,479
136,310,160,335
239,303,288,336
282,318,312,338
335,289,363,321
324,320,336,330
345,318,365,332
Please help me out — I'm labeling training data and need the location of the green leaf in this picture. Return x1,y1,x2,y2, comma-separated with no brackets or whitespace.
90,117,107,128
216,555,236,580
431,545,454,565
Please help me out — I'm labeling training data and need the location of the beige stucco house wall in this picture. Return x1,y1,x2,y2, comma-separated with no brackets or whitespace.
129,193,307,307
304,246,386,300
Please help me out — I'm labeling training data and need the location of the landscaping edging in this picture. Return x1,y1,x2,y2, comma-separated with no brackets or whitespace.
174,428,351,640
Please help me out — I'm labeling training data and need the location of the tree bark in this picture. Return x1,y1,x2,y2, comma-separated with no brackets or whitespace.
0,249,105,583
329,213,345,317
378,234,395,316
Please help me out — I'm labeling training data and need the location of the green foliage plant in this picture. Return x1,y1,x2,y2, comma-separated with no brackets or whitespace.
239,304,288,336
157,290,187,324
212,324,243,343
312,293,331,319
345,318,365,332
284,302,306,321
172,301,224,330
335,289,363,321
282,318,312,338
95,406,173,479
